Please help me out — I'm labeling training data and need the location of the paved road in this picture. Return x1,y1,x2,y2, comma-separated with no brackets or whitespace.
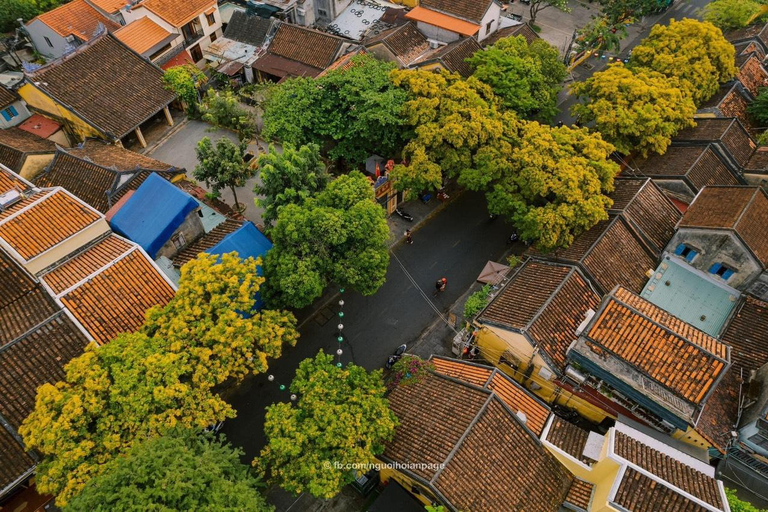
221,191,514,460
554,0,710,125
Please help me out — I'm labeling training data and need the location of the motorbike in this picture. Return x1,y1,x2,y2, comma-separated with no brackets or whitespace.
394,208,413,222
386,344,407,369
507,232,519,244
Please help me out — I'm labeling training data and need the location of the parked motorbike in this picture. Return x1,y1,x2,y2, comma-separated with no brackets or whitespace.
507,232,519,244
386,344,407,369
394,208,414,222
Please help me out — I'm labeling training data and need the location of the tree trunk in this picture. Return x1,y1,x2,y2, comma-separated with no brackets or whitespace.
230,185,241,211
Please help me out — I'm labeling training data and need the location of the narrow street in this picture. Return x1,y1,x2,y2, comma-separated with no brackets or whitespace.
221,191,513,460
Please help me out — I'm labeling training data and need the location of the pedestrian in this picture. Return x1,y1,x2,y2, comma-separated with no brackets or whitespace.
556,121,564,128
433,277,447,297
405,229,413,244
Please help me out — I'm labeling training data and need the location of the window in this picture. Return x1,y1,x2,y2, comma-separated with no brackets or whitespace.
209,31,217,43
206,12,216,26
749,433,768,451
1,105,18,122
189,44,203,62
674,243,698,263
44,36,53,48
317,8,329,18
486,20,494,34
709,263,735,280
171,233,187,250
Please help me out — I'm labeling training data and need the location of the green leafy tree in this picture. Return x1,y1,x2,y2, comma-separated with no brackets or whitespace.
20,254,298,505
571,63,696,156
162,64,207,116
194,136,256,211
390,69,519,196
573,16,628,53
254,143,329,229
702,0,764,30
630,18,736,105
464,285,492,319
529,0,570,25
464,122,620,252
599,0,672,24
0,0,36,32
749,87,768,126
468,35,566,122
201,88,256,141
262,54,408,167
725,489,768,512
264,171,389,309
255,351,398,499
65,430,273,512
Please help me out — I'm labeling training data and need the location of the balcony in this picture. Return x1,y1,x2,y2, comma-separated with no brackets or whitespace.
181,22,203,48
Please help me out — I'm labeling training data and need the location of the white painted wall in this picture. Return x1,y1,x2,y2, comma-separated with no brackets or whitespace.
0,100,31,128
478,3,501,42
416,21,462,43
26,19,73,59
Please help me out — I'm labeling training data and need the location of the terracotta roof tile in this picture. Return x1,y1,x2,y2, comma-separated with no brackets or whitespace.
140,0,215,27
584,287,729,405
0,166,32,195
614,431,725,509
698,84,754,132
0,189,101,261
680,186,768,266
696,368,741,452
405,6,480,36
564,479,594,510
609,178,681,253
268,23,346,70
0,286,59,347
627,145,740,192
18,114,63,139
31,0,120,39
0,312,89,429
479,260,601,372
726,23,768,52
0,424,34,494
27,35,176,138
545,417,592,464
60,248,174,343
421,37,482,78
0,86,17,110
722,296,768,370
41,234,133,295
420,0,493,24
674,118,755,167
482,24,540,47
745,146,768,172
114,17,173,55
613,468,711,512
0,128,57,172
430,357,551,435
0,190,47,223
171,218,243,267
737,55,768,97
385,372,571,512
364,22,428,66
88,0,127,14
34,147,178,213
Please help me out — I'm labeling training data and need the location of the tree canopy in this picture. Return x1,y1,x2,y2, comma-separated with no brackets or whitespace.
0,0,67,32
194,136,255,210
390,69,519,195
263,172,389,309
463,122,620,252
254,143,329,230
599,0,671,24
255,351,397,499
201,89,256,141
630,18,736,105
528,0,570,25
262,54,408,167
20,254,298,505
65,430,273,512
162,65,207,116
702,0,765,30
748,87,768,126
468,35,566,122
571,63,696,156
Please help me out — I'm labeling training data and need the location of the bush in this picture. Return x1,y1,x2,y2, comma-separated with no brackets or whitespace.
388,355,435,390
464,285,492,319
201,89,256,141
726,488,768,512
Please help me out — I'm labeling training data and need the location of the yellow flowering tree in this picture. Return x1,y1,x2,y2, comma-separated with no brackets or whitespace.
630,18,736,105
571,63,696,156
255,351,398,499
20,253,298,505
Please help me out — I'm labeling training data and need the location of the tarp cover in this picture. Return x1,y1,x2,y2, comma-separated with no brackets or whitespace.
109,173,198,258
207,222,272,309
477,260,510,284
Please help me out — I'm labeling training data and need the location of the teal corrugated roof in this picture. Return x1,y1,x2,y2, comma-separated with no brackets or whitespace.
641,256,739,337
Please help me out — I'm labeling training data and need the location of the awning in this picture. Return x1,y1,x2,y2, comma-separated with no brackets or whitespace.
217,60,245,76
477,261,510,284
405,6,480,36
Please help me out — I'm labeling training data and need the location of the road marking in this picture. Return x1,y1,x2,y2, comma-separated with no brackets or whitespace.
429,260,437,269
452,239,461,248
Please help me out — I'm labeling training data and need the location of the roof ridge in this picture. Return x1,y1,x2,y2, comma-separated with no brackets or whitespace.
733,186,761,230
0,310,64,354
527,264,576,331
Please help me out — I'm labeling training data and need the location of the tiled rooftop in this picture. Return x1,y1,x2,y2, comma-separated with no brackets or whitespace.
0,127,57,172
268,23,346,70
171,218,242,268
114,17,174,55
564,479,594,511
140,0,215,27
418,37,482,78
673,118,755,167
641,256,739,337
364,22,428,66
545,417,593,464
31,0,120,39
627,145,739,192
583,287,729,405
420,0,493,24
0,189,101,261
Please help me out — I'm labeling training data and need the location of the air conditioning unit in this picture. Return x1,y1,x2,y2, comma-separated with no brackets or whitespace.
0,189,22,211
427,39,442,49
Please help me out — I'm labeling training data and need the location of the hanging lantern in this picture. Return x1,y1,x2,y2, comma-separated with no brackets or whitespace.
290,394,297,401
338,324,344,330
336,362,342,368
336,349,343,356
338,311,344,318
267,375,275,382
338,300,344,307
337,336,344,343
279,384,286,391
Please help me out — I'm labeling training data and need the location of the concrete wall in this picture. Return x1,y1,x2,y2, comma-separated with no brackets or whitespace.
19,153,55,180
26,19,72,59
365,43,399,67
18,83,105,142
155,209,205,260
0,100,31,129
478,3,501,42
667,229,762,290
416,22,461,43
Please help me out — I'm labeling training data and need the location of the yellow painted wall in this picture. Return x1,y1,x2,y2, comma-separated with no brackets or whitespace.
388,0,418,7
25,218,110,275
476,325,610,424
18,84,105,143
378,464,436,508
19,153,55,180
673,426,714,452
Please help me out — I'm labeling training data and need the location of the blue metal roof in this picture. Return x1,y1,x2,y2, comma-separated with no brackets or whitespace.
207,222,272,309
109,173,198,259
641,256,739,337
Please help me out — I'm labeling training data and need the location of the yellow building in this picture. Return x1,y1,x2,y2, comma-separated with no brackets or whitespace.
0,127,57,179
